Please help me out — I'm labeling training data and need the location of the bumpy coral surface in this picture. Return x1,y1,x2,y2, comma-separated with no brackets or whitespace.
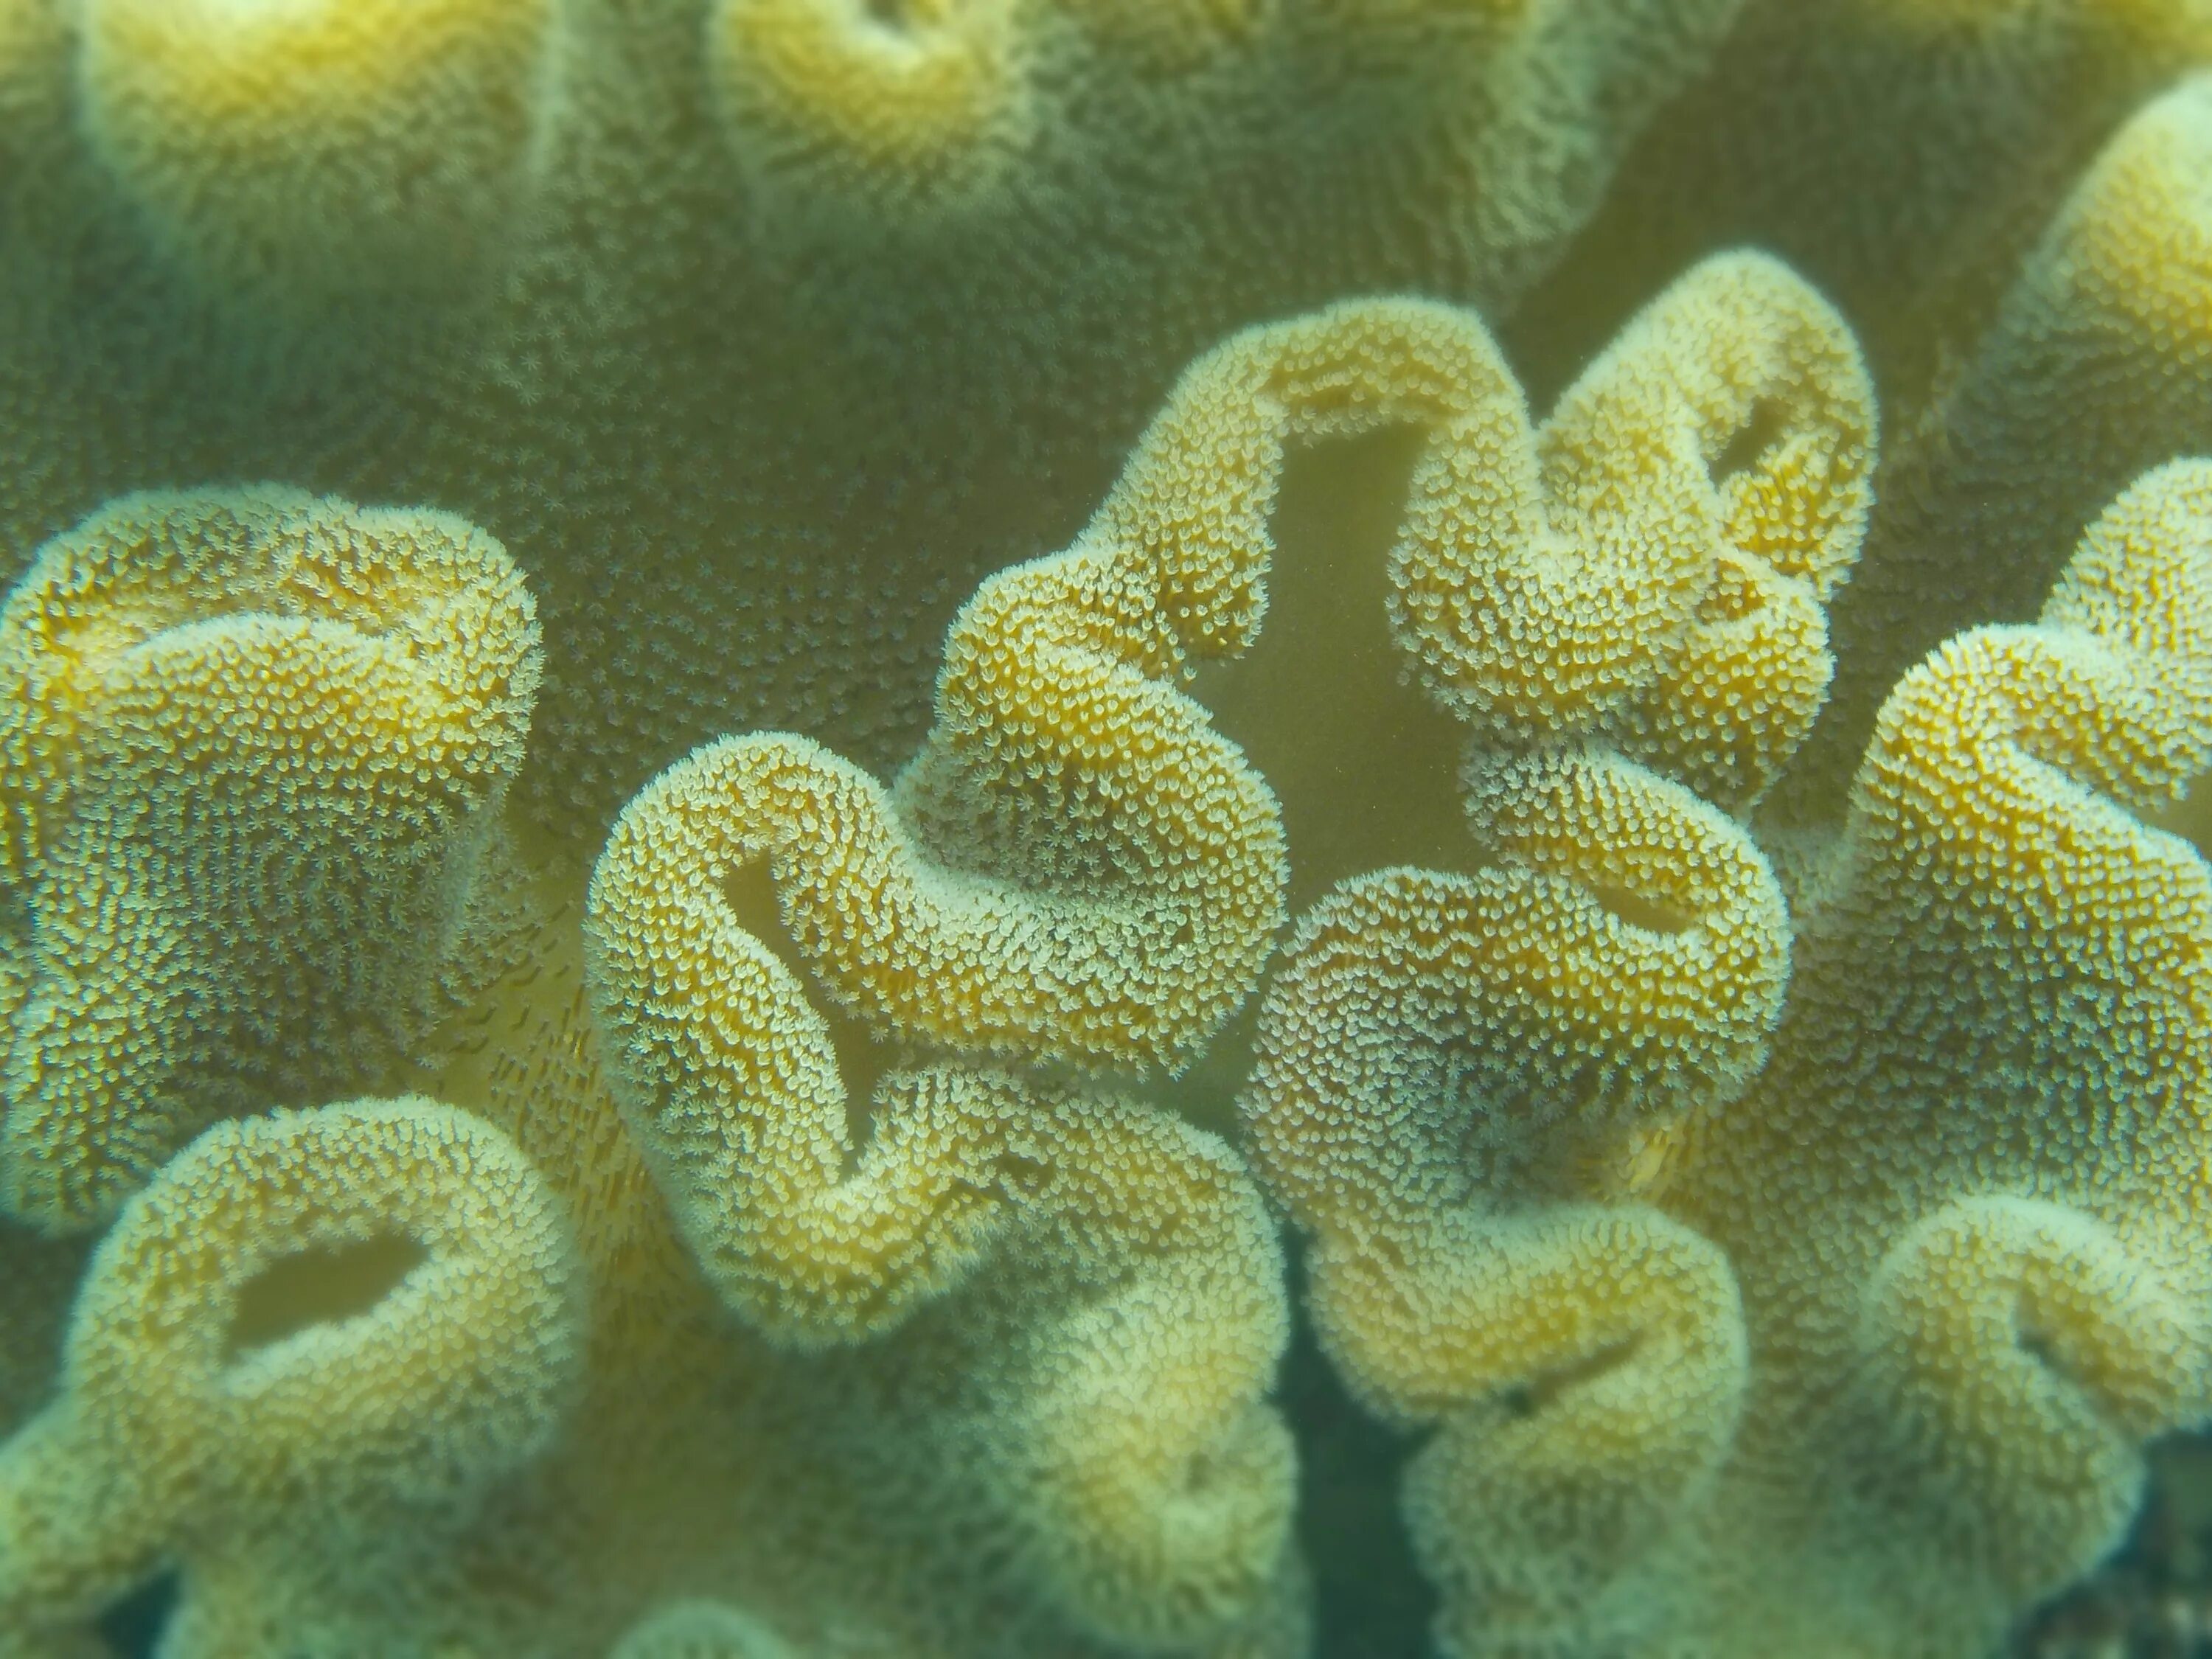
76,0,558,306
1515,0,2212,402
1246,458,2212,1655
1079,250,1870,943
1,2,2211,1657
0,487,541,1233
0,1097,583,1655
0,0,1741,841
572,369,1312,1649
1800,71,2212,813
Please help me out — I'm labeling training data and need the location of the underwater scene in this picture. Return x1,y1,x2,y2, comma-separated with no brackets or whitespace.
4,1,2212,1655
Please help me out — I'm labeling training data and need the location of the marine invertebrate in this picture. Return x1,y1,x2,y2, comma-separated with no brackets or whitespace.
1,5,2208,1654
582,466,1305,1639
0,0,1741,843
1804,72,2212,813
560,259,1848,1652
74,0,558,307
708,0,1036,219
1136,249,1869,936
0,487,541,1231
1380,250,1873,812
0,1097,582,1654
1238,748,1781,1656
0,321,1327,1652
1247,459,2212,1656
1516,0,2212,405
571,251,1846,1652
588,717,1277,1096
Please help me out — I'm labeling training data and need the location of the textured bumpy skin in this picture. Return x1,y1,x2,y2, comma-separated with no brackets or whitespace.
1658,459,2212,1657
1244,749,1790,1240
573,365,1319,1641
709,0,1036,219
0,488,541,1232
1089,252,1871,846
587,746,1028,1342
1393,252,1874,811
585,652,1279,1089
0,0,1741,841
4,5,2211,1658
1517,0,2212,408
1804,73,2212,813
1247,460,2212,1658
1163,257,1865,1655
0,1099,583,1654
77,0,558,307
587,744,1301,1645
1239,750,1781,1655
13,1047,1304,1653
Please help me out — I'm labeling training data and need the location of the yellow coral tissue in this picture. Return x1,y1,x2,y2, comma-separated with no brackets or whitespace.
1,2,2209,1657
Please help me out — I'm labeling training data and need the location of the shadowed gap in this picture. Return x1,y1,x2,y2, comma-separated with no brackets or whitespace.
226,1232,427,1358
1192,423,1484,917
722,856,897,1150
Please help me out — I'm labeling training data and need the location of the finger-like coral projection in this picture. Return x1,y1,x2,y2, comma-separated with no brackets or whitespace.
591,718,1278,1094
1239,752,1778,1655
709,0,1036,219
7,4,2212,1650
1804,73,2212,813
1658,459,2212,1657
76,0,557,307
0,487,541,1231
1387,251,1874,813
582,492,1302,1643
0,1098,583,1654
1089,251,1871,925
1854,1195,2208,1588
1109,271,1850,1646
1516,0,2212,407
1070,254,1848,1652
1244,750,1790,1242
1251,459,2212,1657
567,265,1848,1642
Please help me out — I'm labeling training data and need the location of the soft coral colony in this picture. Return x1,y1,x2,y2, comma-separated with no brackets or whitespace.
0,0,2208,1656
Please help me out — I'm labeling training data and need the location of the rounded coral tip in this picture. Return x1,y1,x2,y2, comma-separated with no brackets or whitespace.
0,1097,582,1640
75,0,557,306
708,0,1034,220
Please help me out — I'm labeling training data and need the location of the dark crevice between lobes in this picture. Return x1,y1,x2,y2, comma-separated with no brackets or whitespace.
97,1570,178,1659
226,1231,428,1359
1147,991,1262,1141
1588,878,1697,936
1282,1237,1437,1658
1192,424,1481,914
2146,765,2212,861
1712,394,1790,483
720,856,897,1154
1498,1332,1645,1420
